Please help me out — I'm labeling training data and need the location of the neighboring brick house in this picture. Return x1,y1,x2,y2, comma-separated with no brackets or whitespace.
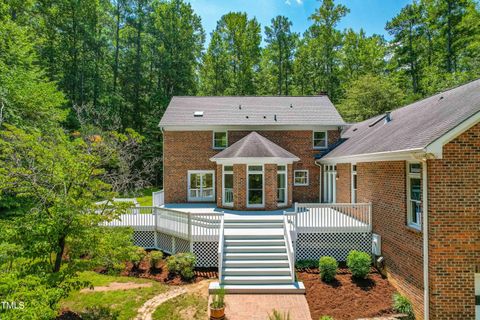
317,79,480,320
159,96,344,211
159,80,480,320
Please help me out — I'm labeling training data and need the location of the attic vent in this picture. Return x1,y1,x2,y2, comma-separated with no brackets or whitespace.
239,104,242,109
352,128,358,132
193,111,204,117
290,104,293,108
385,112,392,123
439,96,444,100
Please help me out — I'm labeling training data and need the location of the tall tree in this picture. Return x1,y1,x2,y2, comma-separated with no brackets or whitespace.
263,16,298,95
200,12,261,95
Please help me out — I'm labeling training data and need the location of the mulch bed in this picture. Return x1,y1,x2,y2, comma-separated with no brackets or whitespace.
297,267,397,320
120,259,218,285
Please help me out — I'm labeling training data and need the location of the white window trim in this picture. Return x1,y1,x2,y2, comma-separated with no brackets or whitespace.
187,170,215,202
312,131,328,150
212,131,228,150
406,161,422,230
294,170,309,186
222,165,233,207
277,166,288,206
351,163,357,203
246,165,264,208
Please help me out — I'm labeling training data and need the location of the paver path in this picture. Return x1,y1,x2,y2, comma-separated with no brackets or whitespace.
219,294,312,320
80,282,152,292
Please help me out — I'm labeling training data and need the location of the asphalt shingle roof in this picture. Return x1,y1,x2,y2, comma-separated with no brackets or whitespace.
211,132,299,160
321,79,480,160
159,96,345,127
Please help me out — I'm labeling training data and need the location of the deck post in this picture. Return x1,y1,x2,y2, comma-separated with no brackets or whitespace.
188,212,193,252
154,207,158,248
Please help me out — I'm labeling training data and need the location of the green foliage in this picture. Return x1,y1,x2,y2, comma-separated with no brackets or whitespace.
392,293,415,319
79,306,120,320
210,287,226,309
295,259,318,269
152,292,207,320
338,74,405,122
149,251,164,269
346,251,371,279
319,256,338,282
269,309,291,320
131,248,148,268
319,316,334,320
166,253,196,280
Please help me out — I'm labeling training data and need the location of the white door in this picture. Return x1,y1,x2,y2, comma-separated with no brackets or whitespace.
476,273,480,320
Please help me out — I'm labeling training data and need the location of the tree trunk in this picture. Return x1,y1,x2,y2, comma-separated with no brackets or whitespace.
53,235,66,273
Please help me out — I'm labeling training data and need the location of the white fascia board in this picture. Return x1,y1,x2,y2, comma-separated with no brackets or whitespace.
159,124,344,131
317,148,427,164
210,157,300,165
424,110,480,159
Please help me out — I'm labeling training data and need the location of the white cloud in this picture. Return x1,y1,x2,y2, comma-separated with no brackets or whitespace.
296,0,303,3
285,0,292,5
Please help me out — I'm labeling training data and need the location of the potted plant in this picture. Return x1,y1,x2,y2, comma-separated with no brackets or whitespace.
210,288,226,320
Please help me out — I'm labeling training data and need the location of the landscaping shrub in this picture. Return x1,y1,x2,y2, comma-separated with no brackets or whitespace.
166,252,196,280
148,250,163,269
319,316,334,320
346,250,371,279
268,309,291,320
79,306,119,320
131,247,148,268
392,293,414,319
319,256,338,282
295,259,317,269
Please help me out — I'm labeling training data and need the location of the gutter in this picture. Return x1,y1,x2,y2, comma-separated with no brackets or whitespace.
422,158,429,319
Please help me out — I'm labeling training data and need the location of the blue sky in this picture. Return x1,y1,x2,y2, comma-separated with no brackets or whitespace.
187,0,412,46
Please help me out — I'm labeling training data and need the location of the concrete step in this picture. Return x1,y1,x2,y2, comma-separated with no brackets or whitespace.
224,245,286,253
224,238,285,246
224,252,287,260
223,259,290,268
209,281,306,294
223,267,291,276
221,275,293,285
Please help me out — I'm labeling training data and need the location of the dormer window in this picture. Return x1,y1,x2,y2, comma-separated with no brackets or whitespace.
213,131,227,149
313,131,328,149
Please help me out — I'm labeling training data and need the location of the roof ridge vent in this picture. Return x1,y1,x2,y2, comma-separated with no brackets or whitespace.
368,114,387,127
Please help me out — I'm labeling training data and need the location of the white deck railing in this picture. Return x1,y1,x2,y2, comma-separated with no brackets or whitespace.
284,215,295,279
294,203,372,233
218,215,225,283
152,190,164,207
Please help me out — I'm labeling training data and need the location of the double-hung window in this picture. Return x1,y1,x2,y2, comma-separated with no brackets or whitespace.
188,170,215,202
407,162,422,230
223,166,233,206
247,165,264,207
213,131,227,149
277,165,287,206
294,170,309,186
313,131,327,149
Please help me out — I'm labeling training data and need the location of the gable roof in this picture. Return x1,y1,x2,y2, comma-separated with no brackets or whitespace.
210,132,299,162
159,96,345,128
320,79,480,161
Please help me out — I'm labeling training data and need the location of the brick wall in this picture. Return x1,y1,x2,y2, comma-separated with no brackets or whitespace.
164,129,340,205
336,163,351,203
356,161,424,318
427,122,480,319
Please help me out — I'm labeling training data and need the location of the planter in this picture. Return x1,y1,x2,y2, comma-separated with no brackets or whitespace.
210,306,225,320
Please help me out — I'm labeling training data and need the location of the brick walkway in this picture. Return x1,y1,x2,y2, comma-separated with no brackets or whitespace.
215,294,312,320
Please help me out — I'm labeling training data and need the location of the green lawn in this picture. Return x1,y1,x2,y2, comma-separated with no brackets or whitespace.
120,187,161,207
61,271,167,320
152,293,207,320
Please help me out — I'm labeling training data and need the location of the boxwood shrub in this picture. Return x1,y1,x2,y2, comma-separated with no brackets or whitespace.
319,256,338,282
166,252,196,280
346,250,371,279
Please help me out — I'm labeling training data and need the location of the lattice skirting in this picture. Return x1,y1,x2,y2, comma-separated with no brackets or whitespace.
193,241,218,268
295,232,371,262
133,231,156,248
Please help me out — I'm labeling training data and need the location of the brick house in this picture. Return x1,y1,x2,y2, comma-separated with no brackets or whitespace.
158,80,480,319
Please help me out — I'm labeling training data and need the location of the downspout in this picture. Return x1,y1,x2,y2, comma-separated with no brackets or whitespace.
422,159,429,320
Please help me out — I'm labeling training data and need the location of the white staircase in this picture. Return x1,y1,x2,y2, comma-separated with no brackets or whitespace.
209,215,305,294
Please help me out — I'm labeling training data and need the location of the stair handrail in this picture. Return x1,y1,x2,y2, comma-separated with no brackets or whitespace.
283,215,295,281
218,213,225,284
